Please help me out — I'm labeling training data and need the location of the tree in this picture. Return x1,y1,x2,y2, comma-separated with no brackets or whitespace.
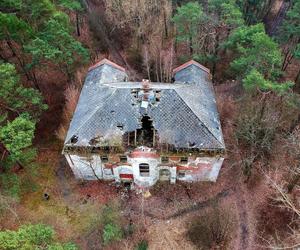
243,69,293,94
54,0,83,36
0,224,77,250
237,0,272,25
25,14,89,79
0,13,38,86
278,0,300,81
225,23,282,80
0,0,89,88
172,2,203,55
0,115,35,161
0,62,46,197
173,1,244,77
0,62,46,117
205,0,244,75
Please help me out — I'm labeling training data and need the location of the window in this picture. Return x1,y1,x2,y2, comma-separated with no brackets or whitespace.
178,170,185,178
101,155,108,163
180,156,188,164
161,156,169,163
119,155,127,163
139,163,150,177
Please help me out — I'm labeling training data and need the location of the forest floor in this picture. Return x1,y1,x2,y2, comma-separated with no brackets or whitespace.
3,140,271,250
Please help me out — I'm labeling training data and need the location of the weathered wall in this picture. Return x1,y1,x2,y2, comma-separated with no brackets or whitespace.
65,153,224,186
65,154,102,180
127,156,160,187
177,157,224,182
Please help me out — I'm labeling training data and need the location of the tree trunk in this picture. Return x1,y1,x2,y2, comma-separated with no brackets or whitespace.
189,35,193,55
5,40,42,92
163,10,168,39
295,68,300,85
287,172,300,193
76,12,81,37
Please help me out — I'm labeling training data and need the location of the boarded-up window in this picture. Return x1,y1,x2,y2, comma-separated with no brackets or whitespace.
139,163,150,177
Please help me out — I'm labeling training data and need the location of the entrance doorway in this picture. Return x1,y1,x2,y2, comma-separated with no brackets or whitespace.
159,169,171,181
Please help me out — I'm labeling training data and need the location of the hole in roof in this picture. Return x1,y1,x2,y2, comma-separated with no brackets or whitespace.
111,110,115,115
188,142,196,147
70,135,78,144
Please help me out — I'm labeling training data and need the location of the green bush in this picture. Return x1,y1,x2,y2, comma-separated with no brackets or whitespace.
100,202,124,245
135,240,148,250
102,223,122,245
0,224,77,250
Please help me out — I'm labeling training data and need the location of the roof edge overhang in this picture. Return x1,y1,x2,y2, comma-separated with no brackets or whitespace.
172,60,210,75
88,58,126,72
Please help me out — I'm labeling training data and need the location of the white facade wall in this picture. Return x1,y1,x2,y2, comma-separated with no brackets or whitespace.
127,157,160,187
65,153,224,186
65,154,102,180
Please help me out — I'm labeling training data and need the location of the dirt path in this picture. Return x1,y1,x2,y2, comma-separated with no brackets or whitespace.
165,189,231,220
56,155,72,199
235,183,251,250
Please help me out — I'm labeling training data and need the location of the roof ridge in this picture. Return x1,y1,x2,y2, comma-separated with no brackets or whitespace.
88,58,126,72
172,60,210,75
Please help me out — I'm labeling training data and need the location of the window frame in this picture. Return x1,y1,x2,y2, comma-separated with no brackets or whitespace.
139,163,150,177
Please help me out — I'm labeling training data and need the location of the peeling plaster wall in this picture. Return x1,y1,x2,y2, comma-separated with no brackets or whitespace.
65,154,102,180
177,157,224,182
65,153,224,186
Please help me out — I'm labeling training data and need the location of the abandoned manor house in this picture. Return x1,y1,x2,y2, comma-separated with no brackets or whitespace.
63,59,225,187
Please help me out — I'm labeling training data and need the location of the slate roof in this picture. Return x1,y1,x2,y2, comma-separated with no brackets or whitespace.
64,59,225,150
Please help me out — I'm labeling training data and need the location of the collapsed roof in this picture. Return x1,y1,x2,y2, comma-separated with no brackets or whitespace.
64,59,225,150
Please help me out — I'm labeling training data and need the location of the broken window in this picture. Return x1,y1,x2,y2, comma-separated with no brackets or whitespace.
119,155,127,163
180,156,188,164
161,156,169,163
139,163,150,177
101,155,109,163
178,170,185,178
